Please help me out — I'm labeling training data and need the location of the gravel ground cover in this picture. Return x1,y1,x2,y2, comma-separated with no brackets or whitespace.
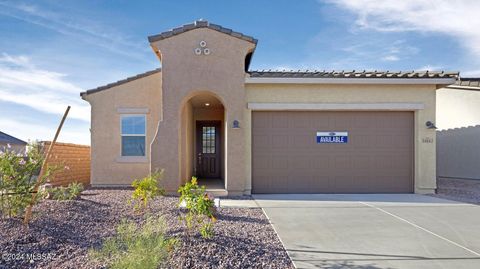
0,189,293,269
429,177,480,204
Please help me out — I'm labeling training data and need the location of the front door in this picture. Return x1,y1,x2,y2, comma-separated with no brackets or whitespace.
196,121,221,178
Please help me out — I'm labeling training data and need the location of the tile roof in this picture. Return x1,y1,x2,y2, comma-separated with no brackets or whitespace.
81,68,161,97
148,20,258,44
249,70,459,79
0,131,27,145
453,78,480,88
80,69,463,97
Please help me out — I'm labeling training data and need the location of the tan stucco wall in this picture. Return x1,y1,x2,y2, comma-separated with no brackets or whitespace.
150,28,255,194
180,101,193,185
245,84,438,194
84,72,161,186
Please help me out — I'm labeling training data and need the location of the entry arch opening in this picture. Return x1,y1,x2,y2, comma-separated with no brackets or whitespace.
179,91,226,191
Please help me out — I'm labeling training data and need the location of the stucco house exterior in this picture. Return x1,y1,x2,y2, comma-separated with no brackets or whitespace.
81,20,458,195
0,131,27,155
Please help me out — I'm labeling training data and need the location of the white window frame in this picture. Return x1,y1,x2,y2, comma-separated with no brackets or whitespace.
120,114,147,157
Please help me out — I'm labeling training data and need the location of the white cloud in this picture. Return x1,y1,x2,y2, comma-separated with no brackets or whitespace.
0,1,149,60
0,53,89,121
462,69,480,77
381,55,399,62
0,118,90,145
324,0,480,57
417,64,443,71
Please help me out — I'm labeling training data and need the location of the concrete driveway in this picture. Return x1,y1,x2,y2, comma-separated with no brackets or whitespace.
253,194,480,269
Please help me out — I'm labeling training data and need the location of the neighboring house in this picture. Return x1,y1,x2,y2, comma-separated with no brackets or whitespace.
81,20,458,195
437,78,480,180
437,78,480,130
0,131,27,154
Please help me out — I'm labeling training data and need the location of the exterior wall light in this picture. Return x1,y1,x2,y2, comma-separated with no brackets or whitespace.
232,120,240,129
426,121,437,129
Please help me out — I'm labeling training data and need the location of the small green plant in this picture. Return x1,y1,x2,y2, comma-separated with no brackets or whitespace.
47,182,84,201
68,181,84,197
199,221,214,239
89,215,177,269
178,177,216,238
129,170,165,211
0,142,56,218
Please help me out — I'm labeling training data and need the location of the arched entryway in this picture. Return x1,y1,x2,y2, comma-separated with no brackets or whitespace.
179,92,226,191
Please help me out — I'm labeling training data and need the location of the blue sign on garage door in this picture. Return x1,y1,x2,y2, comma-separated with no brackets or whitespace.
316,131,348,144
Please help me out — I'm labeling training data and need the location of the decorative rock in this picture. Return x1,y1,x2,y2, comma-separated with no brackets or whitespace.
0,189,293,269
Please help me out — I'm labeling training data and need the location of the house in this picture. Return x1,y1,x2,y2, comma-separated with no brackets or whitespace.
81,20,458,195
437,78,480,180
0,131,27,154
437,78,480,130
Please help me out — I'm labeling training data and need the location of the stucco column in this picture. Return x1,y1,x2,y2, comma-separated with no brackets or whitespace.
225,107,247,195
150,101,182,193
414,107,437,194
243,108,252,194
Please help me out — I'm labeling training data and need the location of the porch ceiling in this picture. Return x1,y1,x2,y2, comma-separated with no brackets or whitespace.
189,94,224,109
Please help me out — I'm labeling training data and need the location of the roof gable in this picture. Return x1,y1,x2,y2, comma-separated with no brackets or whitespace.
148,20,257,44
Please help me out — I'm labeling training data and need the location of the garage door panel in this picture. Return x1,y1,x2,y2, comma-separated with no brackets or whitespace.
290,156,311,170
252,153,271,169
313,156,333,171
271,155,289,169
271,113,288,128
252,111,414,194
252,135,270,149
332,176,356,191
290,135,313,148
272,135,288,148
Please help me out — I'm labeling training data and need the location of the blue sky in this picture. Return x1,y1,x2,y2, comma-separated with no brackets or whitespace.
1,0,479,144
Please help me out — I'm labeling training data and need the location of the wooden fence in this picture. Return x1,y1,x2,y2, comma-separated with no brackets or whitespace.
42,141,91,186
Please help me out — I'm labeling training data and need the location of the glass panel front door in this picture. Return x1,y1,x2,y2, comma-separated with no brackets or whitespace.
196,121,221,178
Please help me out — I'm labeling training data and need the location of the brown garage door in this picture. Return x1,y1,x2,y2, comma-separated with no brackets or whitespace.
252,111,413,193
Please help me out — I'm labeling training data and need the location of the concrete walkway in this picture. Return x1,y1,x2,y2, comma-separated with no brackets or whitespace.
254,194,480,269
218,198,259,208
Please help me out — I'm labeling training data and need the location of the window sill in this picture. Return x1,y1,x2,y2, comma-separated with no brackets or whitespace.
116,156,148,163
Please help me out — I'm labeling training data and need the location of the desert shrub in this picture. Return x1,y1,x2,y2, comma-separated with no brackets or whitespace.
178,177,216,238
47,182,84,200
129,170,165,211
199,221,214,239
89,215,177,269
67,181,84,197
0,142,54,218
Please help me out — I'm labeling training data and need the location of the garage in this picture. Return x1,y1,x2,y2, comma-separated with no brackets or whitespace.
252,111,414,194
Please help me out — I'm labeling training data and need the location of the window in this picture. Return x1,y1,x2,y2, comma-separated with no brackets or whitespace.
121,115,146,156
202,126,216,154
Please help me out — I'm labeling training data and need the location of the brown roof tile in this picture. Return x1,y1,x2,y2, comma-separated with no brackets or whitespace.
249,70,459,79
148,20,258,44
80,69,463,98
